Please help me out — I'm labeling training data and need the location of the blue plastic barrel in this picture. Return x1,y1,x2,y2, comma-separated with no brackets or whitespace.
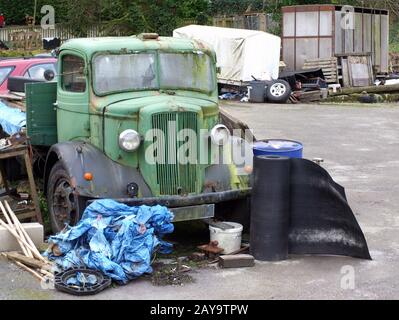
253,140,303,159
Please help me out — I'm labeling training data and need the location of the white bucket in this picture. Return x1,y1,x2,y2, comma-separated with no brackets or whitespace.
209,222,243,255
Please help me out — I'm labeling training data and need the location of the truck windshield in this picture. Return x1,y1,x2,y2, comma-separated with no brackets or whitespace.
93,52,214,94
94,53,157,93
159,52,214,92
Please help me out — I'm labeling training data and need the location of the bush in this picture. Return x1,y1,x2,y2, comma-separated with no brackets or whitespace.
0,49,45,58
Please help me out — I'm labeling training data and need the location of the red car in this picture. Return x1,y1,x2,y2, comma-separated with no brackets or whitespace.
0,57,57,93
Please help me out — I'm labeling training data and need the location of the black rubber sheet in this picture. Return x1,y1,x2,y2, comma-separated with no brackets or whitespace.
250,156,371,261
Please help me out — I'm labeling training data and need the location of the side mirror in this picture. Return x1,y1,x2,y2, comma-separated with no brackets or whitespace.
44,69,55,81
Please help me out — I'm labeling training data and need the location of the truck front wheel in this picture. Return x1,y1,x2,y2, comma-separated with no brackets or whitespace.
47,161,81,234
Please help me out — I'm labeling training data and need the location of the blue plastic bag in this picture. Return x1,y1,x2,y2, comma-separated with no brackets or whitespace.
0,101,26,135
45,200,174,284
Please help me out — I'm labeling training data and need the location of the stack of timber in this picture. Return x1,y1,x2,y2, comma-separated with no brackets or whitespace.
303,57,339,84
0,200,53,282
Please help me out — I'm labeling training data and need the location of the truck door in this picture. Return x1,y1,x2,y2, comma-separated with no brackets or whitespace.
56,53,90,142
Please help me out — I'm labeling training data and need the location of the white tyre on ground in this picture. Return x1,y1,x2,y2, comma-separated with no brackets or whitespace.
266,80,292,103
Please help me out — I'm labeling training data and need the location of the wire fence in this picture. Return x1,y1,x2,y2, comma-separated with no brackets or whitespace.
0,24,108,44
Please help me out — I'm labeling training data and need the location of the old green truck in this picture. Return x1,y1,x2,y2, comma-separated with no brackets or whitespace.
23,34,251,233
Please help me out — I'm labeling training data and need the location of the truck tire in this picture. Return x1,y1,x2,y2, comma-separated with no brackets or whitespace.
266,80,292,103
47,161,81,234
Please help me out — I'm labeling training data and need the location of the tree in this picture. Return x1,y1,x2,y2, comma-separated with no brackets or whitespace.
102,0,210,36
0,0,68,25
62,0,102,37
0,0,35,25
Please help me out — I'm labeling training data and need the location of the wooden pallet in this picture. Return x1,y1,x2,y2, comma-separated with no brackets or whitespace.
295,90,322,103
303,57,339,84
336,53,374,88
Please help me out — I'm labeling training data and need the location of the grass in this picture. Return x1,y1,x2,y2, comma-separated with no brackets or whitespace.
38,191,52,236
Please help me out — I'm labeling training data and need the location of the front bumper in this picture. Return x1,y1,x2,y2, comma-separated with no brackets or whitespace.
87,188,251,222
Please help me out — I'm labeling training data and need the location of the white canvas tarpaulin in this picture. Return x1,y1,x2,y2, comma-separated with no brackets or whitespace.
173,25,281,83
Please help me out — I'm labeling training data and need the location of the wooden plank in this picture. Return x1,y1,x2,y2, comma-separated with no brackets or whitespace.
309,73,337,77
0,219,44,261
23,152,42,224
0,93,24,101
3,252,52,271
0,202,30,257
323,75,337,78
309,66,337,71
304,57,337,63
5,201,42,259
303,62,337,68
12,260,45,282
304,62,337,66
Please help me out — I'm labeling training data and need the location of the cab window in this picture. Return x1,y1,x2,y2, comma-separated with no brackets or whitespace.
61,55,86,92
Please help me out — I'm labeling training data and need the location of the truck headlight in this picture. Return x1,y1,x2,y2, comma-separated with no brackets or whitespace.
210,125,230,146
119,130,141,152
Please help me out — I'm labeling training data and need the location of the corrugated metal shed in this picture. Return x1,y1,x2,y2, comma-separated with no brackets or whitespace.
282,5,389,74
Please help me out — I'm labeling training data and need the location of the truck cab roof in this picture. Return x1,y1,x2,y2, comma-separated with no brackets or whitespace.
60,35,215,59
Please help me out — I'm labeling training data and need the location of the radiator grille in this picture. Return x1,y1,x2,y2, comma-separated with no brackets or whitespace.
152,112,198,195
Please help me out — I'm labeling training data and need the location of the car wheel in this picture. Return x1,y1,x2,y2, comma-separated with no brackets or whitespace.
266,80,292,103
47,161,81,234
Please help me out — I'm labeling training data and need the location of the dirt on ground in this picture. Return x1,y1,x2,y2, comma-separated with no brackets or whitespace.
151,261,195,287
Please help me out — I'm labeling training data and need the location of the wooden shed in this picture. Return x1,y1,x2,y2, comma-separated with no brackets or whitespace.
282,5,389,74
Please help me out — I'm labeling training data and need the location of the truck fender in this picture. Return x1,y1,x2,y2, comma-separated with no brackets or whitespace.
44,141,152,199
